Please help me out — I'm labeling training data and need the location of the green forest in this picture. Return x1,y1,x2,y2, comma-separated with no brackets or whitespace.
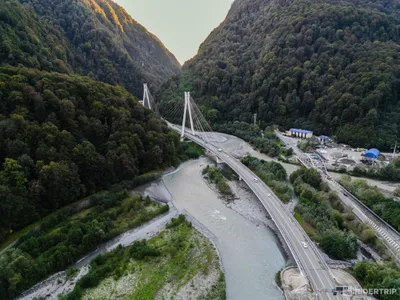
0,0,180,97
158,0,400,149
0,190,170,299
291,167,359,259
340,175,400,231
353,262,400,300
0,67,185,246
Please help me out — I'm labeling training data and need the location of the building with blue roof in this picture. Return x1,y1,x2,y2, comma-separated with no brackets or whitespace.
364,148,380,159
290,128,313,139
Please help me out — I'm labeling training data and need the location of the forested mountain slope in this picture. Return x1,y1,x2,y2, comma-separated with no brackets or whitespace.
0,67,183,244
0,0,180,96
158,0,400,148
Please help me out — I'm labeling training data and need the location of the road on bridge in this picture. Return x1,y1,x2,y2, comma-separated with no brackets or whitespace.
169,125,342,300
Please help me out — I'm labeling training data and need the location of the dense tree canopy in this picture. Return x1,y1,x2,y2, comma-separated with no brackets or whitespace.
353,262,400,300
0,0,180,96
158,0,400,149
0,67,183,245
291,167,359,259
0,190,169,299
340,175,400,231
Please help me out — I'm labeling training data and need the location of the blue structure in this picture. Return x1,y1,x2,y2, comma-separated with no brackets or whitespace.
364,148,380,159
290,128,313,139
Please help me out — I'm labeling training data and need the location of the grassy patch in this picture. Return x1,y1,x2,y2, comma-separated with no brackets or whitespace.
294,211,320,240
63,216,225,300
182,141,205,159
275,269,282,288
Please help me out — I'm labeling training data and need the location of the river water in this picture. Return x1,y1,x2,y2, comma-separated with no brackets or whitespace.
18,132,289,300
159,156,285,300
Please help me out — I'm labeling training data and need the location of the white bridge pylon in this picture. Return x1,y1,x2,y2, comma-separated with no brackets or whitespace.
142,83,152,110
143,86,220,145
181,92,195,138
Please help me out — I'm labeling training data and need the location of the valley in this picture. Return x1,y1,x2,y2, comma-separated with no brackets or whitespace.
1,0,400,299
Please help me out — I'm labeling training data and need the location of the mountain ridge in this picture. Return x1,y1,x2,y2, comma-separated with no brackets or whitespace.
159,0,400,149
1,0,180,96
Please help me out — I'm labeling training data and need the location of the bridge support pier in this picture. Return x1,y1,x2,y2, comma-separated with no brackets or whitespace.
142,83,151,110
181,92,195,140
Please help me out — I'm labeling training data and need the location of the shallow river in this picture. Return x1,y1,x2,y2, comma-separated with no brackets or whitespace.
157,156,285,300
19,132,290,300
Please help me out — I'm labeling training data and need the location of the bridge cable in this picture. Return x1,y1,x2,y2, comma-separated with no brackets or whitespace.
189,96,218,143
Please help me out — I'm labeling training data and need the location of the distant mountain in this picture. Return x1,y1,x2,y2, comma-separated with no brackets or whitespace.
158,0,400,148
0,1,184,254
0,0,180,96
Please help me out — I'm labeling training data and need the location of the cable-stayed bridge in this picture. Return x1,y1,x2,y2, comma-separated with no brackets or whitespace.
141,84,347,300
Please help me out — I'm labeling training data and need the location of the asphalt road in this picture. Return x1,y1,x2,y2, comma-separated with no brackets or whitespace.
275,131,400,261
178,129,342,300
329,181,400,260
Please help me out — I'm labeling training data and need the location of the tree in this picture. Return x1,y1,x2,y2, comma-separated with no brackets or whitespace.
394,186,400,197
157,0,400,149
38,161,81,210
360,228,376,245
319,230,358,260
302,168,321,189
0,67,185,244
0,248,38,299
0,159,30,232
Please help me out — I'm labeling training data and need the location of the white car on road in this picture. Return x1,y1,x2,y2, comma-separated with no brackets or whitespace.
302,242,308,248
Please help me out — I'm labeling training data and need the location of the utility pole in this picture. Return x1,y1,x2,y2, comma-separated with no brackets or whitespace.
253,113,257,125
393,141,397,159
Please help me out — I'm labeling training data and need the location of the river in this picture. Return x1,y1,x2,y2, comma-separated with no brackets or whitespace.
143,156,286,300
18,132,291,300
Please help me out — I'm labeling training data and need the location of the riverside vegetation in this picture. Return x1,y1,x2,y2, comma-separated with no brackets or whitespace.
62,215,226,300
290,167,400,297
202,166,233,197
241,156,293,203
350,159,400,183
291,167,360,260
351,261,400,300
340,175,400,232
242,157,358,259
0,190,170,300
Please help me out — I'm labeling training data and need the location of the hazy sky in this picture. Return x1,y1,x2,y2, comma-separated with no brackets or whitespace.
114,0,233,64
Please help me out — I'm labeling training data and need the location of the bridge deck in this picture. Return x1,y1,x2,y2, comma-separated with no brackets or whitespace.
170,125,341,300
